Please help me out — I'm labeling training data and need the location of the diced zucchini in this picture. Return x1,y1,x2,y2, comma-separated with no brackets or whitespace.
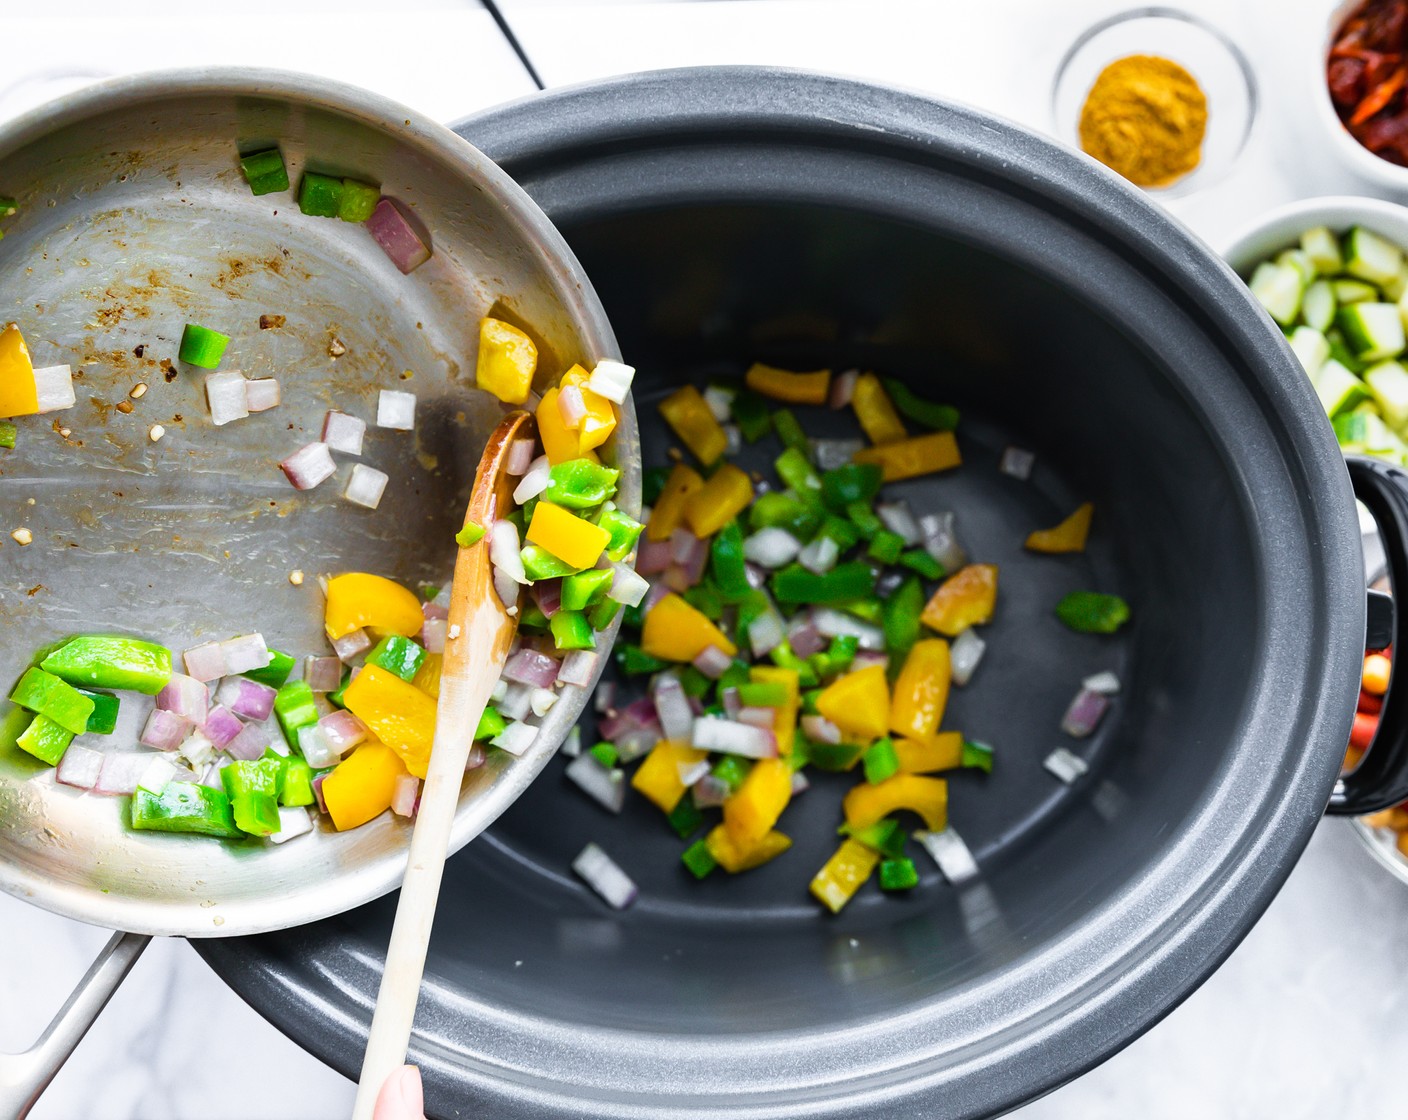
1287,326,1330,379
1300,226,1343,274
1365,360,1408,428
1345,226,1404,286
1337,302,1406,361
1333,410,1369,450
1363,410,1408,457
1333,279,1380,304
1249,262,1302,326
1313,358,1371,418
1327,329,1369,373
1385,261,1408,302
1301,280,1336,332
1276,248,1315,287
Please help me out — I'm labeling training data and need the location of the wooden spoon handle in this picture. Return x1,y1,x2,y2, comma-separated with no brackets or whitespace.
351,411,533,1120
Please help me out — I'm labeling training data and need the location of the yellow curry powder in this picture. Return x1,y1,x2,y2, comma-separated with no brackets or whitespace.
1078,55,1208,188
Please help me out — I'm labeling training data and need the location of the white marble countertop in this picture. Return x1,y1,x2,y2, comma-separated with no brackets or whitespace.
4,1,1408,1117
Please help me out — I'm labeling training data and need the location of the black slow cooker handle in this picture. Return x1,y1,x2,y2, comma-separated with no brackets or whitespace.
1328,457,1408,815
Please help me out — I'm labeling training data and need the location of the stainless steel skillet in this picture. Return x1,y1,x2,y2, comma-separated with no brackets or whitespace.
0,69,634,1115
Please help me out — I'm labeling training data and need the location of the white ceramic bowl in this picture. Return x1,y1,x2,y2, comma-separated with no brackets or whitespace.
1314,0,1408,193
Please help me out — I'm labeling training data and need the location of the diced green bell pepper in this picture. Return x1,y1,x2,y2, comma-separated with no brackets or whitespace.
679,666,713,701
863,738,900,784
766,641,819,686
806,740,862,771
41,635,173,695
737,680,790,707
244,648,295,688
298,172,344,218
867,530,906,565
222,757,285,836
818,515,861,551
9,667,95,735
846,500,883,539
16,714,73,766
475,706,508,741
518,601,550,631
750,492,823,539
544,459,620,509
824,634,859,676
1055,592,1131,634
588,598,623,631
521,544,581,580
682,837,718,878
280,755,316,807
642,465,672,506
561,568,614,610
0,421,16,449
775,447,823,500
683,581,725,620
710,519,753,601
273,680,319,749
773,409,809,457
883,576,924,664
328,668,352,709
822,463,883,510
76,689,120,735
711,754,752,792
617,644,669,676
456,521,486,548
879,857,920,891
132,782,242,839
366,635,427,682
338,178,380,222
596,507,644,561
772,560,875,605
842,818,907,859
962,739,994,773
590,741,619,768
730,388,772,443
550,610,596,651
240,148,289,195
899,548,944,580
882,378,959,431
179,323,230,369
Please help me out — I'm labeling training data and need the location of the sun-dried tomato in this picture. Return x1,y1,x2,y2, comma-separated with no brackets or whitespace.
1331,0,1408,165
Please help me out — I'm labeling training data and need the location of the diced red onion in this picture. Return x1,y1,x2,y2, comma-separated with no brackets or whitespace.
565,754,626,812
571,842,637,910
1082,670,1121,695
678,759,711,786
94,752,152,796
490,519,528,585
745,562,768,590
915,827,979,884
852,651,889,673
280,441,336,490
224,722,271,761
417,618,446,654
182,642,227,683
669,528,700,565
679,539,709,586
615,726,661,763
557,384,589,429
304,656,342,693
592,682,616,715
801,714,842,744
245,378,282,413
331,627,372,661
496,682,534,722
811,606,885,650
747,610,786,658
293,724,337,769
877,501,921,545
513,455,552,504
722,423,742,455
999,446,1036,480
266,736,291,758
505,437,535,477
586,359,635,404
797,535,839,574
318,710,368,754
692,774,730,808
950,629,986,687
530,688,559,717
921,511,966,571
720,686,741,720
157,673,209,724
201,706,243,749
219,633,270,676
691,715,776,758
33,364,76,414
57,744,104,789
692,645,732,680
812,438,865,471
495,568,521,615
376,389,417,431
140,709,191,751
790,770,811,796
652,675,694,741
557,649,600,688
533,579,562,619
736,705,775,729
345,464,389,510
269,806,314,844
661,565,692,593
787,620,827,658
875,571,905,597
466,743,487,771
1044,746,1088,785
743,527,801,569
702,384,735,421
204,371,249,426
137,755,178,795
392,774,420,817
636,538,672,576
829,368,858,409
177,729,216,769
423,601,450,622
216,676,276,722
503,649,560,688
1061,688,1110,739
200,759,231,791
367,197,431,273
641,581,670,615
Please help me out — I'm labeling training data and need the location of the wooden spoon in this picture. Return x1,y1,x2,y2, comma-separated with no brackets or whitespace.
351,410,535,1120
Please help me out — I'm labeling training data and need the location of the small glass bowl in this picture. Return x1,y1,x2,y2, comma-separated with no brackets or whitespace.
1052,7,1258,198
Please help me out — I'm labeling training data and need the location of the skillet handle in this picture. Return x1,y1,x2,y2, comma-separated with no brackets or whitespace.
1328,457,1408,815
0,931,149,1118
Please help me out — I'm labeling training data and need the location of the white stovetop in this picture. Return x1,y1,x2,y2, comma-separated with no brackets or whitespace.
4,2,1408,1117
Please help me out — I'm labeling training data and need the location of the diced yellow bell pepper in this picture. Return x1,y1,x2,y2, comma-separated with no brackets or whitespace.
321,740,409,831
843,773,948,831
342,664,438,778
749,665,799,756
412,652,443,700
921,564,998,637
659,384,728,465
816,664,890,743
526,501,611,570
325,573,425,640
559,364,617,452
853,430,961,482
641,593,738,661
646,463,704,542
890,639,950,742
809,837,879,913
894,732,964,773
0,323,37,419
851,372,907,446
476,317,537,404
1026,502,1093,554
705,823,792,873
537,387,599,465
724,757,792,850
631,739,708,814
744,362,831,405
683,462,754,538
